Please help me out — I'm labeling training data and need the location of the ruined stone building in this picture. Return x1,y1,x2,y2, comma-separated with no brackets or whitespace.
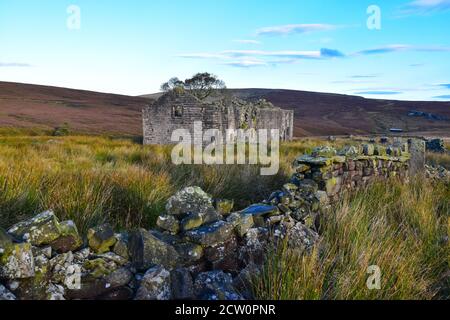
142,91,294,145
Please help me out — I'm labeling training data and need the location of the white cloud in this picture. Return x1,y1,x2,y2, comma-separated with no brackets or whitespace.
401,0,450,14
0,62,32,67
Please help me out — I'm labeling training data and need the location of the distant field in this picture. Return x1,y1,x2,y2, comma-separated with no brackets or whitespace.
1,81,450,138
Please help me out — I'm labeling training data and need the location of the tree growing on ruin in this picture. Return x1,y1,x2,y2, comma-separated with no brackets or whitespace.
160,73,226,100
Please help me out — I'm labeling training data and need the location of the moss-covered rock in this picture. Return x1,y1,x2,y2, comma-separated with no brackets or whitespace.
166,186,214,216
7,210,62,246
156,215,180,234
215,199,234,216
50,220,82,253
181,213,203,231
0,243,35,279
185,220,234,246
129,229,180,270
87,224,117,254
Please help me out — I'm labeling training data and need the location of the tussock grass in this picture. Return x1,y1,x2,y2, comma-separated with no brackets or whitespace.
0,135,316,233
254,177,449,300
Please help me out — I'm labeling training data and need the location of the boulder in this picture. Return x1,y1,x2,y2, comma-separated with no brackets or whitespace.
7,210,61,246
0,284,16,300
185,220,234,246
87,224,117,254
50,220,82,253
174,242,203,264
135,266,172,300
129,229,179,270
156,215,180,234
287,223,319,252
180,212,203,231
112,233,129,260
227,213,254,237
170,268,195,300
0,242,35,279
194,271,242,300
166,186,214,216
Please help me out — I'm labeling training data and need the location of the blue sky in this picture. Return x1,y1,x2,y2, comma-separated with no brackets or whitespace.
1,0,450,100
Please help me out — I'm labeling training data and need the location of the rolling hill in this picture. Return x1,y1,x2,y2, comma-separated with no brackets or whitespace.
1,81,449,137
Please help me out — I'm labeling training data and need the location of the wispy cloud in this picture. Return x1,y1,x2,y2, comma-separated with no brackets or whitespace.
355,91,402,95
354,44,450,55
176,48,345,67
233,39,261,45
0,62,32,67
438,83,450,88
433,94,450,99
256,23,338,36
349,74,379,78
401,0,450,15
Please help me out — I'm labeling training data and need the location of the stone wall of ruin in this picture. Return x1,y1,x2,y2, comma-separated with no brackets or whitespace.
143,92,294,145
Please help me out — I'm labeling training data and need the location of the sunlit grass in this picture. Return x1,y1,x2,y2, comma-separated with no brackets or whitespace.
254,177,450,300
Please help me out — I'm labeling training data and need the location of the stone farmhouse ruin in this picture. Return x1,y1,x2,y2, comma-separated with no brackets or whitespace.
142,91,294,145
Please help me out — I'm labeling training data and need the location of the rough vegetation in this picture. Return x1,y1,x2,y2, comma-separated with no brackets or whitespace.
0,134,448,300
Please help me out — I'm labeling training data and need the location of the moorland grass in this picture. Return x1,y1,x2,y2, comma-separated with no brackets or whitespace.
253,177,449,300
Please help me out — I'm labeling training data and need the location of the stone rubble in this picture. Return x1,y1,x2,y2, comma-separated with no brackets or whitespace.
0,139,426,300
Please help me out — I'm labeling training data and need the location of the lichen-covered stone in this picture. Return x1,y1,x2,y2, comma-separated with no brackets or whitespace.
156,215,180,234
50,220,82,253
241,204,278,217
194,271,242,300
87,224,117,254
287,223,319,252
295,163,311,173
215,199,234,216
129,229,179,270
112,233,129,260
0,243,35,279
185,221,234,246
311,146,337,158
180,212,203,231
166,186,214,216
135,266,172,300
338,145,359,157
7,210,61,246
363,144,375,156
174,242,203,264
0,284,16,300
227,212,254,237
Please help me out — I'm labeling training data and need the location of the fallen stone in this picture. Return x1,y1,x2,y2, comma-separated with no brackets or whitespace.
0,242,35,279
135,266,172,300
50,220,82,253
180,212,203,231
7,210,61,246
194,271,242,300
287,223,320,252
87,224,117,254
129,229,179,270
112,233,129,260
185,220,234,246
174,242,203,264
227,213,254,237
166,186,214,216
156,215,180,234
0,284,16,300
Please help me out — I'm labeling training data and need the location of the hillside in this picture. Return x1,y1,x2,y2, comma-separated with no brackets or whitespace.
1,82,449,137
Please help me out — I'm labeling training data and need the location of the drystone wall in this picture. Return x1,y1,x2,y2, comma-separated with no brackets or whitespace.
0,139,425,300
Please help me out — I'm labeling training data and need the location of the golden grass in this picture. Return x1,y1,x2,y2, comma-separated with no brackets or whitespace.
254,177,450,300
